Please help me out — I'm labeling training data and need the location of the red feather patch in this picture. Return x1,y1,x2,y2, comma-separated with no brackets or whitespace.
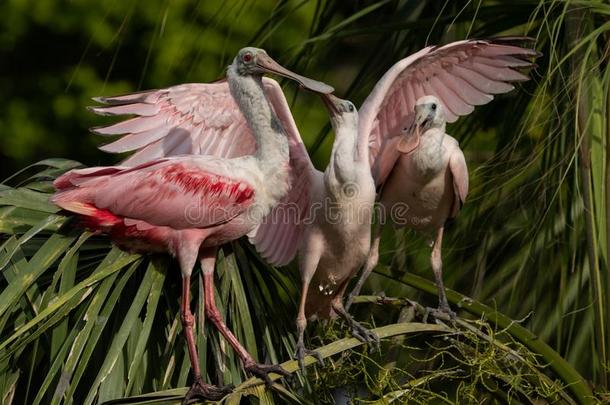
76,204,166,252
160,164,254,204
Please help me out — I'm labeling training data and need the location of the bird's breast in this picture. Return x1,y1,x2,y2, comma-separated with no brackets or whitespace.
411,135,448,178
380,152,453,231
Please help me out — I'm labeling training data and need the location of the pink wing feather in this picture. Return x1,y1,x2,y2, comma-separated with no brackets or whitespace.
90,81,255,164
89,78,315,266
359,38,538,185
448,149,469,218
53,157,255,230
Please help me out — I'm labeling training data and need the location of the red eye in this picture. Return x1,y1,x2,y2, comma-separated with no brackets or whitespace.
243,53,253,62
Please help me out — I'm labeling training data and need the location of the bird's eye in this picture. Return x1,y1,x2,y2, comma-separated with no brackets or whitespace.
348,104,354,112
431,103,437,110
242,53,253,62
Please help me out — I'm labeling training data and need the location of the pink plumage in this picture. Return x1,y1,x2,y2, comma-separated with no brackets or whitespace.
90,78,313,267
53,157,256,231
52,47,338,401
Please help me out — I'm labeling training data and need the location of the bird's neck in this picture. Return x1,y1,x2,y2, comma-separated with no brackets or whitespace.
325,124,364,199
227,66,289,173
413,128,446,175
355,122,371,164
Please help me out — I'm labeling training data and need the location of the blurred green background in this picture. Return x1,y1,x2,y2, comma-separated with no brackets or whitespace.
0,0,526,175
0,0,358,175
2,0,610,403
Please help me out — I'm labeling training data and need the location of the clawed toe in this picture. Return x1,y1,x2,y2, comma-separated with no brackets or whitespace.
432,304,456,321
183,376,232,404
353,324,379,343
443,308,457,320
333,302,380,352
310,349,324,364
245,361,290,387
350,322,380,351
295,343,324,372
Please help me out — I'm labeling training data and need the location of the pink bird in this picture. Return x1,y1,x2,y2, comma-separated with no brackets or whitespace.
345,38,538,313
52,47,333,403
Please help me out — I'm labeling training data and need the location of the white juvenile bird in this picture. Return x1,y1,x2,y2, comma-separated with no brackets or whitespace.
345,38,538,314
350,95,468,314
293,94,377,367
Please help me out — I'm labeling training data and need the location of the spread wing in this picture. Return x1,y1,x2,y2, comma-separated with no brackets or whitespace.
90,81,255,164
359,38,538,185
90,78,316,265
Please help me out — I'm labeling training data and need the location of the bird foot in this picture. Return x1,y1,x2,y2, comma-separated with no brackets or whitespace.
349,319,380,352
294,342,324,373
245,361,291,387
427,304,456,321
183,376,232,404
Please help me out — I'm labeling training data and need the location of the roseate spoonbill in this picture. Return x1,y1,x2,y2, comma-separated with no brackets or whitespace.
291,94,377,369
368,95,467,314
345,38,538,313
52,47,333,402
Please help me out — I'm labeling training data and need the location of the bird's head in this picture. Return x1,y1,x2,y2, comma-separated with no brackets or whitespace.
232,47,333,94
414,95,445,132
320,94,358,133
395,95,444,154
